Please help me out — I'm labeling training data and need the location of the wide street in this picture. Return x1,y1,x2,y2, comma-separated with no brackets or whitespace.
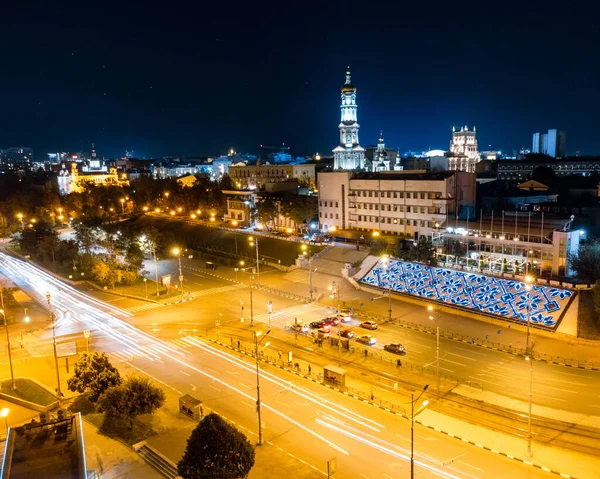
0,251,571,478
74,251,600,418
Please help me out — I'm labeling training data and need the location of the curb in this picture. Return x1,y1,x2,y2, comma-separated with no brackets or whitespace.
203,336,577,479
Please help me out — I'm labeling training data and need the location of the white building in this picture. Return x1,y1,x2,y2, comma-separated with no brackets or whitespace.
448,126,480,173
532,129,566,158
332,69,366,170
317,170,476,239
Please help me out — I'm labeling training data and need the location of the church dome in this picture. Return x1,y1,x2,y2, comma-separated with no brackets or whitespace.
341,69,355,93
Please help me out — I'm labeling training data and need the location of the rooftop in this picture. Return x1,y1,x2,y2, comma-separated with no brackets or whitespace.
2,413,87,478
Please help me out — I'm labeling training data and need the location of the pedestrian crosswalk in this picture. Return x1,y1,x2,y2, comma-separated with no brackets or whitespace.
126,284,246,313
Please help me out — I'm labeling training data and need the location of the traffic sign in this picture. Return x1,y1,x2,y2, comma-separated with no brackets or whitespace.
84,330,90,339
216,321,220,327
327,457,337,477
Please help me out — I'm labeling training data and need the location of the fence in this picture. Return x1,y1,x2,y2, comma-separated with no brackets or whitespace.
253,284,311,303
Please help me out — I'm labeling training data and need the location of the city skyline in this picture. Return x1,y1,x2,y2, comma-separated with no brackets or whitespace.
1,2,598,158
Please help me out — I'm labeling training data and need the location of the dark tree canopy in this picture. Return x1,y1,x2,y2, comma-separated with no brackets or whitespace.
178,413,255,479
570,240,600,283
67,352,122,402
98,375,165,419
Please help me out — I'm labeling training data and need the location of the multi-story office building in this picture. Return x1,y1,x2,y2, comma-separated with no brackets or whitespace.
0,147,33,170
532,129,566,158
317,170,476,238
229,164,316,189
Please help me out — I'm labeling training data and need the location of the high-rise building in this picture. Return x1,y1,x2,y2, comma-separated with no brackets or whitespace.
332,69,366,170
0,147,33,170
532,129,566,158
447,126,480,173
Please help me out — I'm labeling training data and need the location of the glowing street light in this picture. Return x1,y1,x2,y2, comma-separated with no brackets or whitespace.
249,236,260,285
0,408,9,437
120,198,125,214
372,231,380,237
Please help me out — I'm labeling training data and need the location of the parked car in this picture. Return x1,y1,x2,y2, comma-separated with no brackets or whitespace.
310,321,324,329
337,312,352,323
340,329,354,339
360,321,378,330
357,334,376,345
291,323,309,333
317,328,331,339
384,343,405,354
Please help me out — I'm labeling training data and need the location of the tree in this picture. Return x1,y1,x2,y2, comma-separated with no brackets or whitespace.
396,237,437,265
178,413,255,479
593,284,600,318
570,240,600,283
98,375,165,424
67,352,122,402
369,238,389,256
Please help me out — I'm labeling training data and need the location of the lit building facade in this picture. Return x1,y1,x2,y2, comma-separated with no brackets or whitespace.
228,164,315,189
333,69,366,170
497,157,600,180
448,126,480,173
317,170,476,238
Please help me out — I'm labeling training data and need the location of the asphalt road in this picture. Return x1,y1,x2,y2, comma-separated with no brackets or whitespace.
0,251,555,479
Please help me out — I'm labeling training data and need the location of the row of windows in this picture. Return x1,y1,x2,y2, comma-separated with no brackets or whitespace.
350,190,442,199
350,203,440,214
499,164,600,171
353,216,432,227
232,170,292,177
320,212,339,219
320,200,339,208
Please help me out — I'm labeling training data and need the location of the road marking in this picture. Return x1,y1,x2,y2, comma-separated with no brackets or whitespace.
359,474,372,479
209,385,222,392
441,358,467,367
458,460,484,472
383,474,394,479
537,384,578,394
535,393,568,403
476,370,517,381
180,370,191,377
394,433,410,443
424,363,454,373
239,382,253,389
446,352,476,361
468,376,505,388
455,347,488,357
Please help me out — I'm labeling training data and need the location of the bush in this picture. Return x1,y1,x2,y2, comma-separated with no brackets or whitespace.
98,375,165,423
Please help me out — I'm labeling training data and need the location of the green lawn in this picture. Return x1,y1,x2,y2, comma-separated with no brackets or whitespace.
86,413,156,446
1,378,58,406
134,216,324,266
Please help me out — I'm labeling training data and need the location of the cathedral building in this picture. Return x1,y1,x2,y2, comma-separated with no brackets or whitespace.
447,125,481,173
365,131,398,171
333,69,366,170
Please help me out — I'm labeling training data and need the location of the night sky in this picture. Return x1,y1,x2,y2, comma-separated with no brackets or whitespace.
1,1,598,159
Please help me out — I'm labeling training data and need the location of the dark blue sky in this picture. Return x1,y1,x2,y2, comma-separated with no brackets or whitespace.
1,1,598,158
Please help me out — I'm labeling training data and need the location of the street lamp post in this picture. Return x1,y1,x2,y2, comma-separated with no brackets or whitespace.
253,329,270,445
381,255,392,323
0,288,15,390
524,275,534,457
411,385,429,479
250,275,255,327
143,278,148,298
120,198,125,214
172,247,184,302
301,244,314,302
249,237,260,285
427,305,440,397
46,292,61,397
152,243,159,297
0,408,9,439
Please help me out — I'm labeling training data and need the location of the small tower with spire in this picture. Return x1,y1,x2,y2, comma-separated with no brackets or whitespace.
333,67,365,170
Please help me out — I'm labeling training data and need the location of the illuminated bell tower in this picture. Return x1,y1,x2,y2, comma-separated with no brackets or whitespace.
333,68,365,170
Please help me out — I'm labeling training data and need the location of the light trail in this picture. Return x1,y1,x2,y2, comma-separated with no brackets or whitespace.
316,418,474,479
181,335,386,432
0,253,349,456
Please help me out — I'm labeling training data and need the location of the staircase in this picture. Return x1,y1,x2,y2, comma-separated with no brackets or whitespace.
133,441,179,479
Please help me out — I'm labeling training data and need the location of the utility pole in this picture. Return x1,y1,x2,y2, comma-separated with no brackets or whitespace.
525,277,534,457
309,255,314,302
250,276,254,327
152,243,159,297
0,288,15,390
46,292,61,397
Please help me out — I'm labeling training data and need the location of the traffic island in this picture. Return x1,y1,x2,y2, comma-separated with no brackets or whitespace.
0,377,59,412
